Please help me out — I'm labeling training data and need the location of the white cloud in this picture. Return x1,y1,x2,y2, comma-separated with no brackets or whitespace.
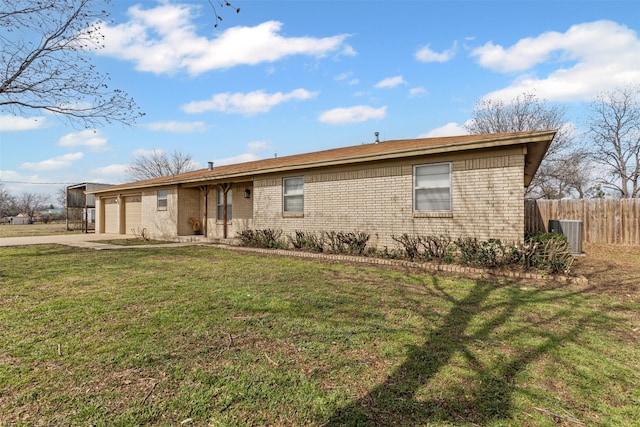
94,164,129,177
0,115,46,131
415,42,457,63
335,72,352,81
409,87,427,97
212,153,260,166
20,152,84,171
319,105,387,125
247,140,271,152
97,3,351,75
57,129,108,152
375,75,407,89
132,148,162,157
339,44,358,57
144,121,206,132
419,122,470,138
182,88,319,115
472,20,640,102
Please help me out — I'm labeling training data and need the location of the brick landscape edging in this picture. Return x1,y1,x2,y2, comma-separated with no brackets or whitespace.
215,245,588,285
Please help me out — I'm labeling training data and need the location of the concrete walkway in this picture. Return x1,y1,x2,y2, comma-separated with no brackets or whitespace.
0,233,159,249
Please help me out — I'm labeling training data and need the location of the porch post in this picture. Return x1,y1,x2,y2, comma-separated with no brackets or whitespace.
200,185,210,237
218,183,232,239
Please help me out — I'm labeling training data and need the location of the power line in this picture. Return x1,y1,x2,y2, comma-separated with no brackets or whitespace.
1,180,75,185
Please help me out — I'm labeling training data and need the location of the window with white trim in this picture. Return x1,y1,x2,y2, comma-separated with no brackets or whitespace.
413,163,452,211
283,176,304,214
157,190,168,210
216,189,232,221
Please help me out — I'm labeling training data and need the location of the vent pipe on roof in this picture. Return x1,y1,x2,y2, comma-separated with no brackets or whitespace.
208,161,214,170
374,132,380,143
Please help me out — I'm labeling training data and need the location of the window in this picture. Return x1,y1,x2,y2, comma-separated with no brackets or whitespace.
414,163,451,211
283,176,304,214
157,190,168,210
217,189,232,221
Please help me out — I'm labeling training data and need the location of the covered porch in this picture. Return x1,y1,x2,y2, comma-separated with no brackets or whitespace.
178,180,254,241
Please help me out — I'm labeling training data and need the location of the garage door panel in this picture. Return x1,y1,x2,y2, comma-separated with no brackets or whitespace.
104,198,118,234
125,196,142,235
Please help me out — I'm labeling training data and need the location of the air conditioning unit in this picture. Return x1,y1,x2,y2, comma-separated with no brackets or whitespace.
548,219,583,254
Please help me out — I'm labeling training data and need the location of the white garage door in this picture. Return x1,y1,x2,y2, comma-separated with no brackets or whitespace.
104,198,119,234
125,196,142,235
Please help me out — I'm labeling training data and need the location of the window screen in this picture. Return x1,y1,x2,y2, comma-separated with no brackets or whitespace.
157,190,168,209
414,163,451,211
283,177,304,213
217,189,232,220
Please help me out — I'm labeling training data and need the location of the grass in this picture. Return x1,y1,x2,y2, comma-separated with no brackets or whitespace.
0,223,79,238
1,245,639,426
92,238,175,246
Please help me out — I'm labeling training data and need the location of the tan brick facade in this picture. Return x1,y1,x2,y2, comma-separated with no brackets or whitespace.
251,149,525,247
91,131,553,247
207,182,254,239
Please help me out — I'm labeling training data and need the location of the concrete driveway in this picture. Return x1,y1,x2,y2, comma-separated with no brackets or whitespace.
0,233,132,248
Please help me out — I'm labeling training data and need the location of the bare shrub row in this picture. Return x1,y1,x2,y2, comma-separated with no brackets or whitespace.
236,229,574,274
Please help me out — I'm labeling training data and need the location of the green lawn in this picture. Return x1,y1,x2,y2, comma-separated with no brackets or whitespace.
0,223,78,238
1,245,638,426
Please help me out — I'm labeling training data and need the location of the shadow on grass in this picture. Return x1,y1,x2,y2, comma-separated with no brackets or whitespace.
325,276,593,426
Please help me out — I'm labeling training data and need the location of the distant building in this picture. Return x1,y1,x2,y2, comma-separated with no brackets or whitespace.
66,183,112,232
8,214,31,225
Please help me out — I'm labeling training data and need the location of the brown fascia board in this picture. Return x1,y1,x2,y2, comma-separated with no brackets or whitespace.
87,130,556,194
181,130,557,185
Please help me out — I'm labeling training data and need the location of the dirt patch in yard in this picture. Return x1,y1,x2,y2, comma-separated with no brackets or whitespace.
573,243,640,296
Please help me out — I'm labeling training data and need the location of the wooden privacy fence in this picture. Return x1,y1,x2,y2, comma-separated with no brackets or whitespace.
525,199,640,245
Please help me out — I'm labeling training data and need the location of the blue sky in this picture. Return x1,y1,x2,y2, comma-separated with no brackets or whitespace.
1,0,640,201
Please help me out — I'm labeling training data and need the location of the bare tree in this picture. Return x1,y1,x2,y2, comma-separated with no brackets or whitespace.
587,86,640,198
207,0,241,28
0,0,143,127
14,192,49,222
126,150,198,181
0,181,17,218
56,187,67,209
465,92,588,198
536,151,591,199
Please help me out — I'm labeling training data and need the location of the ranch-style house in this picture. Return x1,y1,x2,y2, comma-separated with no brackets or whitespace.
87,130,556,248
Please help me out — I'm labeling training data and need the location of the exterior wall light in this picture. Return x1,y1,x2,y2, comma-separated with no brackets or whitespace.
244,189,251,198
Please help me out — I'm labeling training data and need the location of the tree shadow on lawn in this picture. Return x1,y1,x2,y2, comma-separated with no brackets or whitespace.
325,276,596,426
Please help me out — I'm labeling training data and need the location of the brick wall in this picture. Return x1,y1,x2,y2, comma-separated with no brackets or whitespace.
93,148,527,246
251,149,525,248
177,187,200,236
207,182,254,239
140,187,178,239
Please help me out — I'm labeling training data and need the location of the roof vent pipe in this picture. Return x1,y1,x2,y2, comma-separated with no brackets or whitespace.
374,132,380,143
207,161,214,170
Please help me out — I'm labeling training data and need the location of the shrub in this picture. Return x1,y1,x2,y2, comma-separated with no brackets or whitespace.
237,228,286,249
392,234,453,261
338,231,370,255
391,233,422,260
422,234,453,261
455,238,519,268
524,233,574,274
394,233,574,275
455,237,483,265
322,231,370,255
287,231,325,252
237,229,257,246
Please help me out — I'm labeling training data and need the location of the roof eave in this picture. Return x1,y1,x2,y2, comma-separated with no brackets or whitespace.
87,130,556,194
182,131,558,185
